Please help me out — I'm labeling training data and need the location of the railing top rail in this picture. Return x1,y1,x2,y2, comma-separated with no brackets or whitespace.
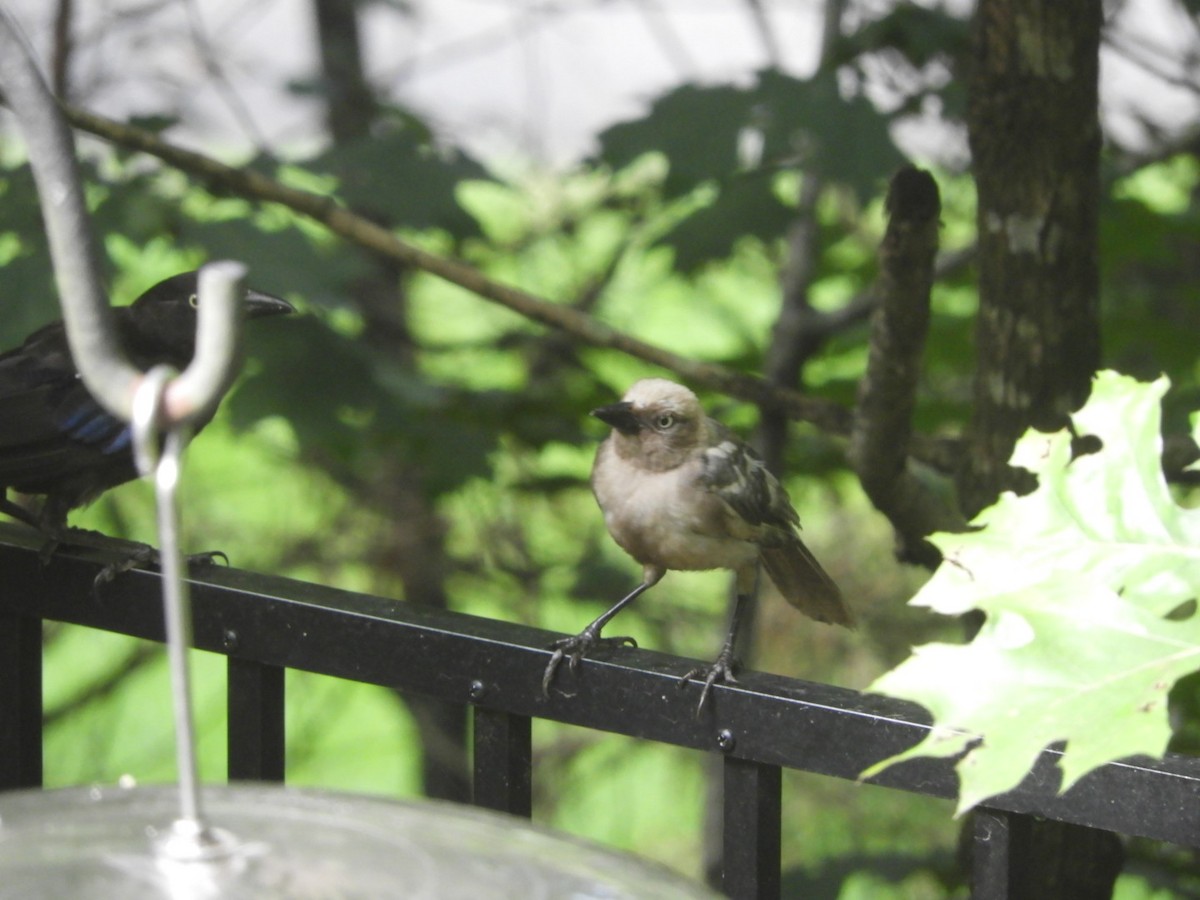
3,524,1198,847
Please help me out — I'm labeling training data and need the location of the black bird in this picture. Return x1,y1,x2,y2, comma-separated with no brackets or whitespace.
0,270,294,536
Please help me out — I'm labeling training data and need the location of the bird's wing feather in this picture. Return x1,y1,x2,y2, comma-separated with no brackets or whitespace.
697,420,855,627
0,327,131,494
697,422,799,538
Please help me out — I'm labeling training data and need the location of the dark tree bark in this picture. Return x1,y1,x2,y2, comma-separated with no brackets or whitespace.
313,0,377,143
311,0,469,804
850,167,962,568
959,0,1103,518
50,0,74,100
958,0,1121,894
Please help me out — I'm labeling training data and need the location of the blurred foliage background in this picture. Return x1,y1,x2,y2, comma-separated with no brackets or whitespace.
3,0,1200,896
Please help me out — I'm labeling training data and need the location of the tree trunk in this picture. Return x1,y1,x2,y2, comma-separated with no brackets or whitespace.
313,0,377,143
311,0,470,803
959,0,1103,518
959,0,1121,894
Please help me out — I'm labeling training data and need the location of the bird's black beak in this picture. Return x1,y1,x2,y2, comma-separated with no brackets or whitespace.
244,289,295,319
592,401,642,436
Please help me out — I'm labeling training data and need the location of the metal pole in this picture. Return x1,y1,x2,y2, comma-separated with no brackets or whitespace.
132,367,236,861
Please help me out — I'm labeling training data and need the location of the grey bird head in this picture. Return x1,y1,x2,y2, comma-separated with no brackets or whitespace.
592,378,705,471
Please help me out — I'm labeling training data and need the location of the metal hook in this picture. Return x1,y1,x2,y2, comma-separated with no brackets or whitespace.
2,8,250,867
0,11,244,429
0,6,262,878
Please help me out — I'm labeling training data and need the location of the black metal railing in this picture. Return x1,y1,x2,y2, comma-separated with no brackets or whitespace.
3,523,1200,899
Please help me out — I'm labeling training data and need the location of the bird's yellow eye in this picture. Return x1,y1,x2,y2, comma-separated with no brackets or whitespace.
655,414,675,430
188,294,199,308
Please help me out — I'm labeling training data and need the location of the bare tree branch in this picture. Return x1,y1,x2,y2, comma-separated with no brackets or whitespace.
849,167,965,567
633,0,700,78
1104,27,1200,97
741,0,781,68
755,0,845,473
59,103,964,472
759,174,824,472
179,0,274,155
51,0,74,100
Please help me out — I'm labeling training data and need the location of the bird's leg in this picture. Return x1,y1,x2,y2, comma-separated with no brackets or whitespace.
0,494,70,564
0,494,44,531
680,588,754,715
0,495,128,573
542,581,652,697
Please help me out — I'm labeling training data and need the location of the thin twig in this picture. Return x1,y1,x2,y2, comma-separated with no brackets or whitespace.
179,0,273,156
51,0,74,99
61,103,962,472
741,0,782,68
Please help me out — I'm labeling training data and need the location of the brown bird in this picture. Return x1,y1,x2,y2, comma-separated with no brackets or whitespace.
543,378,853,711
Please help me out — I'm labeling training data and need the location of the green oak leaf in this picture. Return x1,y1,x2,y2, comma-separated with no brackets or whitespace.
864,371,1200,814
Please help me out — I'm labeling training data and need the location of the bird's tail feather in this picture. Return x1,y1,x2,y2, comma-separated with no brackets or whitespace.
761,538,854,628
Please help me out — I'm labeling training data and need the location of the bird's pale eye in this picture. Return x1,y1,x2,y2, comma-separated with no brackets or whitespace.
188,294,199,308
655,414,675,430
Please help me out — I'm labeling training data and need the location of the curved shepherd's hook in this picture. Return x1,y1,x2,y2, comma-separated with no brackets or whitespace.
0,10,245,429
0,11,249,862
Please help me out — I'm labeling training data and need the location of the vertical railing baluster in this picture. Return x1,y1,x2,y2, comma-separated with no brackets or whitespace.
0,612,43,790
471,706,532,818
972,807,1031,899
226,657,286,782
722,756,782,900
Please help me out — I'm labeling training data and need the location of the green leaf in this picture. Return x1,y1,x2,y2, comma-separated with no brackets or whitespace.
0,254,60,350
229,315,379,463
230,315,501,499
833,5,970,70
0,163,60,347
753,69,906,203
596,83,750,200
177,216,369,306
659,174,795,272
596,71,905,207
865,371,1200,814
309,110,489,238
